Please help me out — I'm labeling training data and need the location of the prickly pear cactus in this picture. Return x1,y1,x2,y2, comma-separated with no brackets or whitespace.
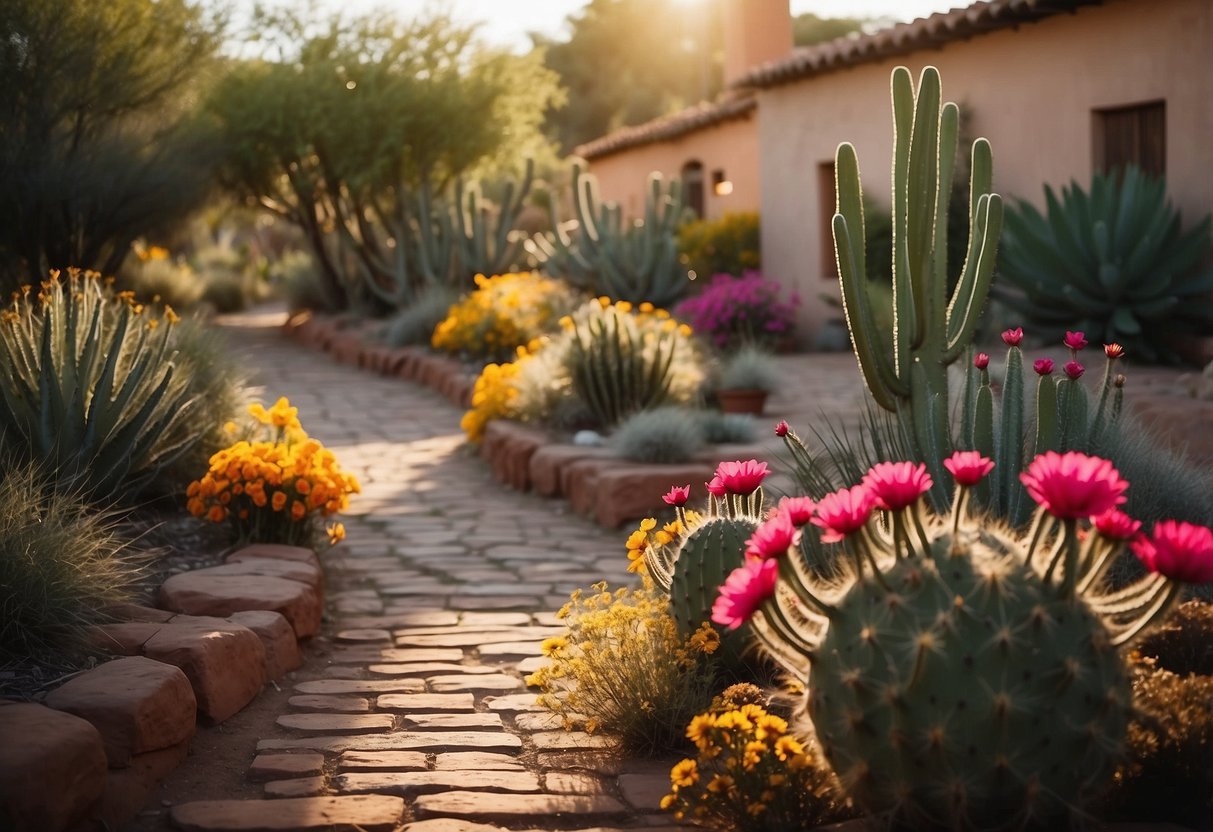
809,523,1131,830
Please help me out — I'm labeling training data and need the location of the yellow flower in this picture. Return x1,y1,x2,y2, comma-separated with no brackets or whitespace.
686,713,716,750
541,636,568,656
327,522,345,544
706,774,734,794
773,735,805,761
670,759,698,788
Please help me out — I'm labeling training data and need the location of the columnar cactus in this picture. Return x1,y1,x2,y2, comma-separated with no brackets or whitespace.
833,66,1003,491
715,448,1212,830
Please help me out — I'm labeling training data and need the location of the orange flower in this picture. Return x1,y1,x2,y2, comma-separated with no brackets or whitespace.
290,500,307,521
272,492,287,512
206,505,226,523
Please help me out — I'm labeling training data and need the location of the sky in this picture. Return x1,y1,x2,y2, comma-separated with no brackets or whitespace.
313,1,963,53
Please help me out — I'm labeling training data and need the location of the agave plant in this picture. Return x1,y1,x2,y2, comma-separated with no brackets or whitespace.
0,270,199,502
997,166,1213,363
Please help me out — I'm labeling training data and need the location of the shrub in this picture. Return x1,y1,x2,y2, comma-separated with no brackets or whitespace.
0,270,202,503
677,211,761,279
525,579,722,756
187,397,360,547
661,695,852,831
271,250,338,313
381,286,460,348
120,248,204,309
675,272,798,351
612,407,705,464
0,462,144,662
1135,599,1213,676
699,412,756,444
431,272,581,361
1112,656,1213,826
997,167,1213,363
717,345,782,393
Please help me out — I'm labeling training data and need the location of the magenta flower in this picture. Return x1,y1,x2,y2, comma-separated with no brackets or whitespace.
1131,520,1213,584
745,511,801,560
1064,331,1088,351
1020,451,1128,520
1002,327,1024,346
862,461,933,511
777,495,816,527
774,420,789,437
714,460,769,495
705,476,727,498
943,451,995,486
1064,360,1084,380
811,484,876,543
662,485,691,506
1033,358,1054,376
974,352,990,370
1104,343,1125,360
1092,508,1141,541
711,558,779,630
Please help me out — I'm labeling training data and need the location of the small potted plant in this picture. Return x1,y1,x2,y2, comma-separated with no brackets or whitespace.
714,345,781,414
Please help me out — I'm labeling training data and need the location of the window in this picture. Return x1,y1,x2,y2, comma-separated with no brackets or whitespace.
681,160,705,218
1094,101,1165,177
818,161,836,279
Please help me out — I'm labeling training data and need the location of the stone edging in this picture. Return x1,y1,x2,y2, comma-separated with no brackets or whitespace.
0,544,326,832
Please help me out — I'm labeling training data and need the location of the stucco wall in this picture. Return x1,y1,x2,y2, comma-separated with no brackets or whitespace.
757,0,1213,341
583,114,760,223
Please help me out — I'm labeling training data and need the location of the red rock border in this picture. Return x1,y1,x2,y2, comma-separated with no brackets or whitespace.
0,543,326,832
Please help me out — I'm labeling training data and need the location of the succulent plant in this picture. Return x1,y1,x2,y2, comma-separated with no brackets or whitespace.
697,411,756,444
528,162,692,307
996,166,1213,364
716,345,781,393
717,451,1213,830
611,406,705,464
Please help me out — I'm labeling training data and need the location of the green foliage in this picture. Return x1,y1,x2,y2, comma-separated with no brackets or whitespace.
531,163,692,306
208,8,562,310
997,167,1213,363
698,412,756,444
565,300,686,428
611,407,705,464
119,254,204,310
1114,657,1213,826
270,251,339,313
792,12,865,46
0,462,144,662
718,345,781,393
0,0,222,292
380,286,460,348
677,212,761,279
0,271,201,503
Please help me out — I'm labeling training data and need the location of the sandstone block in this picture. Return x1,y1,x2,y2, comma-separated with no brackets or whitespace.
159,569,321,638
589,461,715,528
228,610,302,679
142,616,266,723
171,795,405,832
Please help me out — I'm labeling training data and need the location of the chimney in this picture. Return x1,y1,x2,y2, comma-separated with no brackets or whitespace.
722,0,793,88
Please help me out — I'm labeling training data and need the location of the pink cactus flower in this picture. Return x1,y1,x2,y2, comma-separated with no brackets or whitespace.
714,460,770,495
1092,508,1141,541
1033,358,1055,376
662,485,691,506
777,495,816,527
711,558,779,630
745,511,801,560
1020,451,1127,520
774,420,790,437
705,476,727,498
862,461,933,511
943,451,995,486
1002,327,1024,346
1064,331,1088,351
974,352,990,370
1104,343,1125,359
1131,520,1213,584
811,484,876,543
1064,360,1084,380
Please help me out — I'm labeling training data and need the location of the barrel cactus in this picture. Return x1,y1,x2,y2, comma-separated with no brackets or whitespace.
715,451,1212,829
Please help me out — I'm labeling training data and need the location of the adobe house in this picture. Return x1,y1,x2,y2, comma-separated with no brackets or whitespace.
577,0,1212,345
737,0,1213,341
575,0,791,221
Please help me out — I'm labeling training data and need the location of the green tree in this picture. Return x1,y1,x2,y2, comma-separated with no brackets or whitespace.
209,8,562,309
792,12,866,46
0,0,223,291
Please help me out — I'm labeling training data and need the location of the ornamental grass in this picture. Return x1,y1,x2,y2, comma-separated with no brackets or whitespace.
187,397,359,547
525,578,722,756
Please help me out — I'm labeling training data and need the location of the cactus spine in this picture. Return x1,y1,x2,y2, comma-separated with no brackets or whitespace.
833,66,1003,491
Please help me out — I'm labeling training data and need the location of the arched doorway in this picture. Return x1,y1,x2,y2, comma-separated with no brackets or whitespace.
681,160,705,218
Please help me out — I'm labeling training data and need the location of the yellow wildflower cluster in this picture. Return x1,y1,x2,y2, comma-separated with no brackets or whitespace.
559,295,692,338
432,272,580,360
525,578,722,756
625,515,691,575
459,337,548,442
186,397,360,547
662,693,852,831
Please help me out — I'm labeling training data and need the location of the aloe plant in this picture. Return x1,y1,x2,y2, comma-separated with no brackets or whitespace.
529,163,691,306
0,271,198,502
997,166,1213,363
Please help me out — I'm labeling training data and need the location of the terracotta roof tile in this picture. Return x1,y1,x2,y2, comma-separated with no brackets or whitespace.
734,0,1105,90
576,94,757,160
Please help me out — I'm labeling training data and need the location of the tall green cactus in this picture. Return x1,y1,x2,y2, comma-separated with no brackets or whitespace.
530,163,691,306
833,66,1003,490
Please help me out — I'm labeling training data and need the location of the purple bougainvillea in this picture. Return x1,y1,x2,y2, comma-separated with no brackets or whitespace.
674,271,799,349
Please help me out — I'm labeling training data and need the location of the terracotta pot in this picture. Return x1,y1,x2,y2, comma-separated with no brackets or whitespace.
716,389,768,415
